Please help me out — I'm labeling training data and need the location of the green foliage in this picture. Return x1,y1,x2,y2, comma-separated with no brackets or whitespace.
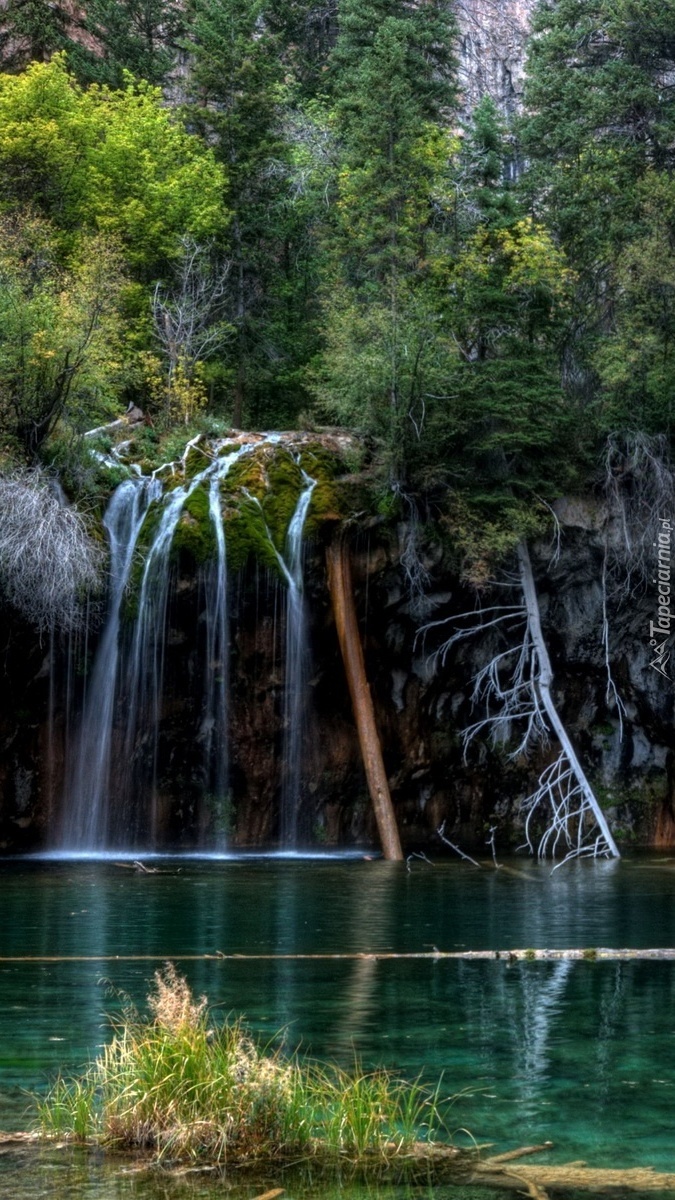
0,0,670,565
0,57,227,275
185,0,295,426
71,0,184,88
0,215,126,459
521,0,675,436
0,0,73,71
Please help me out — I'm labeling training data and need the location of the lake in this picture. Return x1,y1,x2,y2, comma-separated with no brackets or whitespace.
1,854,674,1196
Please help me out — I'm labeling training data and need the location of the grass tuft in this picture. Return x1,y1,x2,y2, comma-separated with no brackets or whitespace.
37,964,451,1166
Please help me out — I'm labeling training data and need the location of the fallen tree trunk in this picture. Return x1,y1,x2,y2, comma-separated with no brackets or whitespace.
472,1160,675,1194
326,535,403,861
410,1143,675,1194
5,947,675,962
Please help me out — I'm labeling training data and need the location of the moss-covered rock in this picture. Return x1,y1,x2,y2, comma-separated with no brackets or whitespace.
171,485,217,566
262,449,304,550
224,496,285,577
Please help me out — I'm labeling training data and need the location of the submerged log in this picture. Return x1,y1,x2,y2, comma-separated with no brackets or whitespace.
326,535,403,861
473,1161,675,1193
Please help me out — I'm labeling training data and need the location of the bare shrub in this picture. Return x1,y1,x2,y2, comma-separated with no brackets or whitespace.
0,469,104,632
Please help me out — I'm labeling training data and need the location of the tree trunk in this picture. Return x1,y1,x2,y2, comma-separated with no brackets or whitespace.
517,541,620,859
326,535,403,861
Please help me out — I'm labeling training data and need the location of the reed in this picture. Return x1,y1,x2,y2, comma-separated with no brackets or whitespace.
37,964,448,1165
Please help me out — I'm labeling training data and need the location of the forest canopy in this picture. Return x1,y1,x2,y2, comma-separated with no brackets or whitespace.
0,0,671,570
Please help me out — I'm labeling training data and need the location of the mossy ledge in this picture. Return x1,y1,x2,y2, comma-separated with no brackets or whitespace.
99,429,374,583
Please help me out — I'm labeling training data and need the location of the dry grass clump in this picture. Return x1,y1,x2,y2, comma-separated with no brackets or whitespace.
38,964,447,1165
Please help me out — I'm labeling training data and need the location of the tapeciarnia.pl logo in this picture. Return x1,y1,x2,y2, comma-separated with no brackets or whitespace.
649,517,672,680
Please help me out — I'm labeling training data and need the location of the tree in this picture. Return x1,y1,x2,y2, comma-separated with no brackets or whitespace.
0,0,75,70
313,0,457,471
0,57,228,277
0,216,126,459
185,0,288,427
520,0,675,435
0,468,103,631
151,236,232,423
71,0,184,88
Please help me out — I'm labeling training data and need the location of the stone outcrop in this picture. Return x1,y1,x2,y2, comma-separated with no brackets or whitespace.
455,0,537,117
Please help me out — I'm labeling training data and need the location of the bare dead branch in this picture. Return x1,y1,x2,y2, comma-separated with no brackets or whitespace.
0,470,104,631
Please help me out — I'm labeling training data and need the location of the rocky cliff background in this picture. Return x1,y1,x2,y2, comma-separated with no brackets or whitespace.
1,496,672,855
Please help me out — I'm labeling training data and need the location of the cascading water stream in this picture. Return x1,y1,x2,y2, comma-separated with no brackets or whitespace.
61,446,250,853
59,435,316,855
60,476,159,850
280,469,317,845
239,469,316,843
119,447,247,847
196,456,242,842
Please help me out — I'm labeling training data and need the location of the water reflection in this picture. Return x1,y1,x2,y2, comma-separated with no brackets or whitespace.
1,859,675,1172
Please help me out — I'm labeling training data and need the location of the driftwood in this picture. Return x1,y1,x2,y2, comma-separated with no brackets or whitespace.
4,1131,674,1193
326,535,403,861
2,947,675,962
472,1160,675,1194
517,543,620,861
408,1142,675,1195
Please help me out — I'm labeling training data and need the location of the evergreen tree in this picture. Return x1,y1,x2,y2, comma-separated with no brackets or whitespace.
330,0,456,283
313,0,457,470
522,0,675,263
70,0,184,88
432,97,575,512
186,0,289,426
521,0,675,434
0,0,74,69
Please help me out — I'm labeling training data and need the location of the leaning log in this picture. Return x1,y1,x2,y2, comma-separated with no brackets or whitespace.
326,535,403,861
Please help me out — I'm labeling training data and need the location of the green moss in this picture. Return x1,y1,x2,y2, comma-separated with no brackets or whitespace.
171,485,217,566
299,442,346,480
262,449,303,549
221,450,268,501
224,495,285,578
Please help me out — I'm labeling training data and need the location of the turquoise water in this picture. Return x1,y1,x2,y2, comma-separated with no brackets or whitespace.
1,855,675,1194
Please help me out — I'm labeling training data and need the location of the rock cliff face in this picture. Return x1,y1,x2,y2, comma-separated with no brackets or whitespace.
455,0,537,117
0,489,672,856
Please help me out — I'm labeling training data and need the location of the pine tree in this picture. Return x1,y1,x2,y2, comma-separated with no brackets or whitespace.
313,0,457,469
521,0,675,433
70,0,184,87
0,0,74,69
186,0,288,427
330,0,456,284
431,97,574,511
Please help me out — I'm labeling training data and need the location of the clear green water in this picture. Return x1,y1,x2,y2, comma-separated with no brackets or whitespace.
1,855,675,1196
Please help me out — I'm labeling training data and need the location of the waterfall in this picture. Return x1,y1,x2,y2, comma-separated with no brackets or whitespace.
280,470,317,845
58,436,316,855
238,468,317,845
119,476,199,845
61,447,247,853
60,476,158,850
197,459,237,842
